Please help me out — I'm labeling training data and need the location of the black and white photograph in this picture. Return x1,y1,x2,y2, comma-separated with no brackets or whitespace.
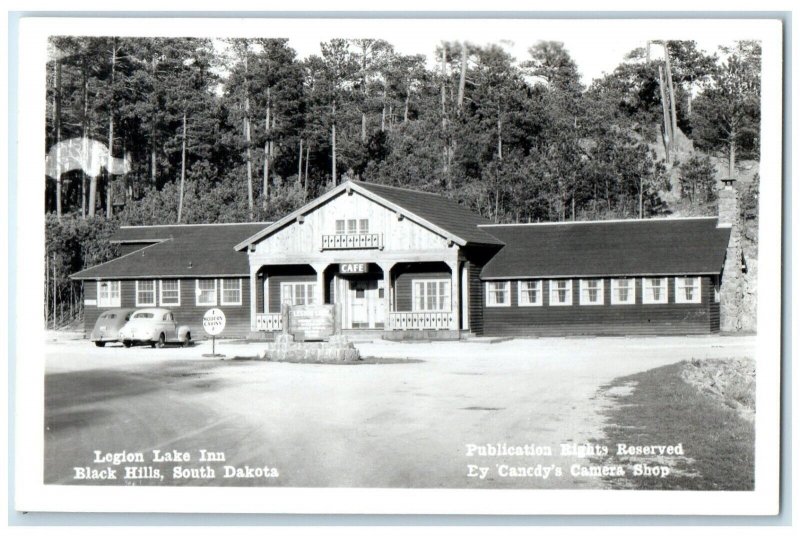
11,14,784,517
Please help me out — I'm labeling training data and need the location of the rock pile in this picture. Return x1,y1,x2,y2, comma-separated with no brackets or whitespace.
257,333,361,363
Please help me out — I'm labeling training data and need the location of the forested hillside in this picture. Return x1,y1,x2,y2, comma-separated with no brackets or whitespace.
43,37,761,326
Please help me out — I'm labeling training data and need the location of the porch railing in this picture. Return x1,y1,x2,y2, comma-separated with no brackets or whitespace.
255,312,283,332
389,311,453,331
321,233,383,250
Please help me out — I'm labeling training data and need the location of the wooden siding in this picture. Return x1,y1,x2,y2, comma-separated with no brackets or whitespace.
253,189,450,256
82,277,252,339
393,262,451,312
264,267,316,313
482,275,717,337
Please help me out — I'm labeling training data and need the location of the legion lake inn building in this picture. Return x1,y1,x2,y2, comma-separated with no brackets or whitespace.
72,179,740,340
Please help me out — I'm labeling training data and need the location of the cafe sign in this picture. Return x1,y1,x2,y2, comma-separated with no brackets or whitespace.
340,262,368,274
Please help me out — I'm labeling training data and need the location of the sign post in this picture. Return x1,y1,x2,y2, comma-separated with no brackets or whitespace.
202,308,226,357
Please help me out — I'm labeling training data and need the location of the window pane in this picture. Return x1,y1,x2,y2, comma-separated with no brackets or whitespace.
347,219,357,234
358,219,369,234
335,220,345,234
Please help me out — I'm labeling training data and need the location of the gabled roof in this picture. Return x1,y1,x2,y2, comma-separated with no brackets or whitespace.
71,223,270,280
479,217,731,279
235,180,503,250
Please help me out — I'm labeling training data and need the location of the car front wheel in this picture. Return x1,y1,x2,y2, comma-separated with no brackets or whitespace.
94,341,105,348
183,333,192,347
122,340,132,348
155,333,166,349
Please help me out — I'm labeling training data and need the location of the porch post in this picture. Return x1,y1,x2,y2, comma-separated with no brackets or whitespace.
378,261,395,332
446,258,461,332
249,264,258,332
312,262,327,305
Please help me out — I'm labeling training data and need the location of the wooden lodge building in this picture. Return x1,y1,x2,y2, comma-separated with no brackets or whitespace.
72,179,737,339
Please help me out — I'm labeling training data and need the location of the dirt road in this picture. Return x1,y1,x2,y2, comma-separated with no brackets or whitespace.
44,333,755,488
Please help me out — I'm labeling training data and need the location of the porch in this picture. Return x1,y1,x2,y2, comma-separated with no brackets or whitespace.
250,259,469,335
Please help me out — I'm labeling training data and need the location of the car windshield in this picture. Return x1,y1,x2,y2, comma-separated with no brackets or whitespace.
133,312,154,319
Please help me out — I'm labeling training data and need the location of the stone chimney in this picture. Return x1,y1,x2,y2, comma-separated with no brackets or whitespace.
718,178,744,332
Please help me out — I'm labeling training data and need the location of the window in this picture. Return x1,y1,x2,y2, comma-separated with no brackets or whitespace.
518,280,543,306
135,280,156,306
579,279,604,305
358,219,369,234
96,281,121,308
675,277,702,304
159,280,180,306
335,219,346,235
642,278,668,304
335,218,369,235
486,281,510,307
220,278,243,306
549,280,573,306
280,282,317,306
163,312,174,321
347,219,358,234
611,278,636,305
413,279,451,311
132,312,154,319
196,279,217,306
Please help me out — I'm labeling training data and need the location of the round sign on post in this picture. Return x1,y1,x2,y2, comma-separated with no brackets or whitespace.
202,308,226,357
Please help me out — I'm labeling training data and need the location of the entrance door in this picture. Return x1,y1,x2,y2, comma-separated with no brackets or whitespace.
346,277,385,329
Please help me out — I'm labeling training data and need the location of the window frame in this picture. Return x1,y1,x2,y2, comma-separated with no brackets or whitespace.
485,281,511,308
135,280,156,307
96,280,121,308
642,277,668,304
280,281,317,306
549,279,573,306
159,279,181,307
610,278,636,305
220,278,243,306
195,279,218,306
579,278,605,306
412,278,452,312
674,276,702,304
517,280,543,307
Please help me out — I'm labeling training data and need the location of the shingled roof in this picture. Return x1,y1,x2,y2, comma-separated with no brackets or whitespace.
354,181,504,246
71,223,270,280
480,217,731,279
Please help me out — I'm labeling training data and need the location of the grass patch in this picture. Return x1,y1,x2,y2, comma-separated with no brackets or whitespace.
595,361,754,490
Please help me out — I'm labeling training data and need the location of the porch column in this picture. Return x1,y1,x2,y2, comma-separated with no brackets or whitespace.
446,258,461,332
311,262,327,305
249,264,258,332
377,261,395,332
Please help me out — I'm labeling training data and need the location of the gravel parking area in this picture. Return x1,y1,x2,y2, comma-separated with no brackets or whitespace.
44,331,755,489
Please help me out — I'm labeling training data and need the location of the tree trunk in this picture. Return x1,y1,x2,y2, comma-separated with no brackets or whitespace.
404,92,410,123
441,45,449,180
657,65,672,163
729,134,736,179
83,57,98,218
177,110,187,223
304,143,310,200
331,102,337,185
639,177,644,219
497,107,503,160
106,42,116,218
664,43,679,152
457,42,467,113
297,138,303,184
263,87,271,209
52,57,63,218
243,51,254,218
150,53,158,187
381,83,387,132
